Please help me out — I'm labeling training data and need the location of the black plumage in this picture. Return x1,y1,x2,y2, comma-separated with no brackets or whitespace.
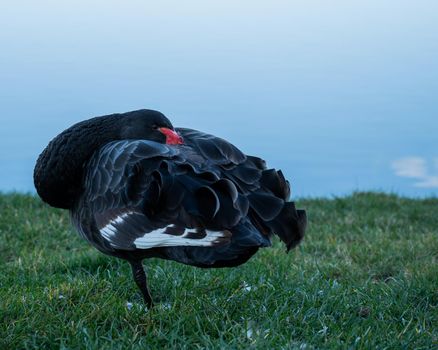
34,109,306,306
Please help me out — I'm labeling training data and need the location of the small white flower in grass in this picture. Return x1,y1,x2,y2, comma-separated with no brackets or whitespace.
58,294,65,300
126,302,133,310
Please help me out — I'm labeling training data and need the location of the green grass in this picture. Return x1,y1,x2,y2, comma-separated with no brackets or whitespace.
0,193,437,349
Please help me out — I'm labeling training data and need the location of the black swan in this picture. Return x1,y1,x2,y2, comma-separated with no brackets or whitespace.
34,109,306,306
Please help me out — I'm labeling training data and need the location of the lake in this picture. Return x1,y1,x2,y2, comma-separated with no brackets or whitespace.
1,1,437,197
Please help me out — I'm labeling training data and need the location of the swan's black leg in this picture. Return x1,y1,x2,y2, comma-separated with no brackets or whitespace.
129,260,153,307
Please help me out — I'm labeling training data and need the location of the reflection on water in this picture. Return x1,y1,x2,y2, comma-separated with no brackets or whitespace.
392,157,438,189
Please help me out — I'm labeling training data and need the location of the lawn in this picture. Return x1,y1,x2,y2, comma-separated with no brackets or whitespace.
0,193,437,349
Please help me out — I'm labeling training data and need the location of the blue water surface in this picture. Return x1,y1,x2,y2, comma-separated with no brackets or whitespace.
1,1,437,197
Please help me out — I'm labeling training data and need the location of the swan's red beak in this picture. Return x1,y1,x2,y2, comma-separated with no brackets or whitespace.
159,128,184,145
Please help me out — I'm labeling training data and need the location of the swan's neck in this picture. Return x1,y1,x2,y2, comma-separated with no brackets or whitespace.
34,115,120,209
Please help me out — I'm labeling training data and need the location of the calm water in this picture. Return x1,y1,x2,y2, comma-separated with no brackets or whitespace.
1,1,437,197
